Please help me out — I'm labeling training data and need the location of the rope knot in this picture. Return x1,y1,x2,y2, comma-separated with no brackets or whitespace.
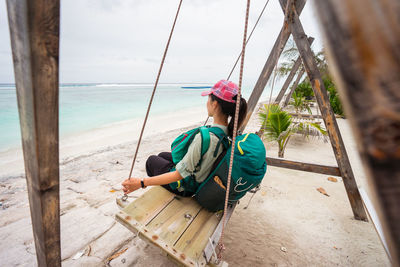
217,242,226,260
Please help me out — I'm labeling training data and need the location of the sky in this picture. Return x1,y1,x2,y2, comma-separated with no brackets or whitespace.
0,0,323,86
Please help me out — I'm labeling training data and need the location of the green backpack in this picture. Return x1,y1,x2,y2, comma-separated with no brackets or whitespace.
194,133,267,211
168,126,228,193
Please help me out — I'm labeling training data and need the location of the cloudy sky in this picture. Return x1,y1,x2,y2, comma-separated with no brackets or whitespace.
0,0,323,86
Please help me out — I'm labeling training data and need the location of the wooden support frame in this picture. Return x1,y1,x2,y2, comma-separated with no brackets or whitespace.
283,68,304,107
278,0,368,222
241,0,306,130
274,37,314,105
266,157,341,176
7,1,61,266
274,56,302,104
313,0,400,264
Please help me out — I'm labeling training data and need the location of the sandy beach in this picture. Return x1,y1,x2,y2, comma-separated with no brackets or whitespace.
0,104,390,266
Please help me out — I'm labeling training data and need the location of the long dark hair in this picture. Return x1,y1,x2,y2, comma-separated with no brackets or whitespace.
210,94,248,138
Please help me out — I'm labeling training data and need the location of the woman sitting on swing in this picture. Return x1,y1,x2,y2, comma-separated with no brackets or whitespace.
121,80,247,196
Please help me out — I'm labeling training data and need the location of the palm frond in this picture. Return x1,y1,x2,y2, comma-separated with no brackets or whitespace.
264,110,292,141
293,121,328,142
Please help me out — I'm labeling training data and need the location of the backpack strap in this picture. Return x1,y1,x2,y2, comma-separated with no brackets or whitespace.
208,127,229,157
193,126,210,172
199,126,211,156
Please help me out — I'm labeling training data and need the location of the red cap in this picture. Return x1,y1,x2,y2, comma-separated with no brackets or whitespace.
201,80,238,103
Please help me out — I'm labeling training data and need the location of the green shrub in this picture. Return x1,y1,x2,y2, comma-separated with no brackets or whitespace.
324,77,344,116
294,80,314,99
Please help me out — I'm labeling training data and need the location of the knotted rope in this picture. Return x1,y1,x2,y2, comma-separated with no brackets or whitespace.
217,0,251,261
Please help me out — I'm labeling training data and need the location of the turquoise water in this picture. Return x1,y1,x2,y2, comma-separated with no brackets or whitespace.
0,83,253,152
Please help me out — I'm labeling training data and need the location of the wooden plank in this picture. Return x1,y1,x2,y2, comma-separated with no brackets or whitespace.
279,0,368,221
266,157,341,176
313,0,400,263
204,204,236,262
6,1,61,266
146,196,202,245
174,209,220,264
241,0,306,131
122,186,175,225
116,210,198,267
274,37,313,104
283,68,305,107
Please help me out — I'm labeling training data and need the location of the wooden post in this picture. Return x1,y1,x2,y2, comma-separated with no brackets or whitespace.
279,0,368,221
241,0,306,130
283,68,304,107
7,1,61,266
313,0,400,264
274,37,313,105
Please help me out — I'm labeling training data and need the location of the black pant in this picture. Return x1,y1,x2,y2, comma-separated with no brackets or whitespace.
146,152,174,177
145,152,193,197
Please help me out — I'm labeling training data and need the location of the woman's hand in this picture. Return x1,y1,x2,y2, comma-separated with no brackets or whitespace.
122,178,141,194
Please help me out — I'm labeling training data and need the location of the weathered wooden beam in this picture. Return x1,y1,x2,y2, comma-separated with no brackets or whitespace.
266,157,341,176
288,113,342,119
241,0,306,131
313,0,400,264
204,204,236,262
279,0,368,221
274,37,314,105
7,1,61,266
274,56,302,104
283,68,304,107
289,113,320,119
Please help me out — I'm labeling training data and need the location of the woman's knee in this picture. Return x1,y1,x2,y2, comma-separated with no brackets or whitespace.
158,152,172,162
146,155,158,176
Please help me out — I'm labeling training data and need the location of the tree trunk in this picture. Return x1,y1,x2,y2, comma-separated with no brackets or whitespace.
278,147,285,158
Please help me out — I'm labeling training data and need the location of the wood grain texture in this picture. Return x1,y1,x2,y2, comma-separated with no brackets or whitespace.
146,196,202,245
266,157,341,176
313,0,400,264
279,0,368,221
241,0,306,131
116,209,198,267
122,186,175,225
116,186,224,266
174,209,220,262
274,37,313,104
203,204,235,262
6,1,61,266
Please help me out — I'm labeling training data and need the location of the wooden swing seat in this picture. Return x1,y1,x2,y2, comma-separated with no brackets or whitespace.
115,186,234,267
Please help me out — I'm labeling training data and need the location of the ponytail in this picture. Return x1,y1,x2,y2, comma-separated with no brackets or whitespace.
210,94,248,138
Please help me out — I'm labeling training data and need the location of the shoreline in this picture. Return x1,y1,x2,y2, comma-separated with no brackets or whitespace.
0,103,390,266
0,104,205,180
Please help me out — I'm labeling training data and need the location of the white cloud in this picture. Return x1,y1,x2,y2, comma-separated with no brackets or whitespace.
0,0,323,88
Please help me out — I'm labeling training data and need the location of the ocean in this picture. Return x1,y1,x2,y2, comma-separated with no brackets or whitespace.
0,83,254,152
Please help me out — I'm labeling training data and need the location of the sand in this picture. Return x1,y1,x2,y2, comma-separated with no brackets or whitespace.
0,104,390,266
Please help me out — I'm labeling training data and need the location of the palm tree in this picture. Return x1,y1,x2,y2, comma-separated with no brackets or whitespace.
289,92,312,114
276,38,328,81
259,104,327,158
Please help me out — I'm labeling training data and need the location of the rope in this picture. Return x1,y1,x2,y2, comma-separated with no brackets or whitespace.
217,0,251,261
217,0,291,260
123,0,184,200
226,0,270,81
203,0,271,126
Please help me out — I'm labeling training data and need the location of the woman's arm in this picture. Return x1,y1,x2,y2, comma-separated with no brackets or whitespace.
122,170,183,194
